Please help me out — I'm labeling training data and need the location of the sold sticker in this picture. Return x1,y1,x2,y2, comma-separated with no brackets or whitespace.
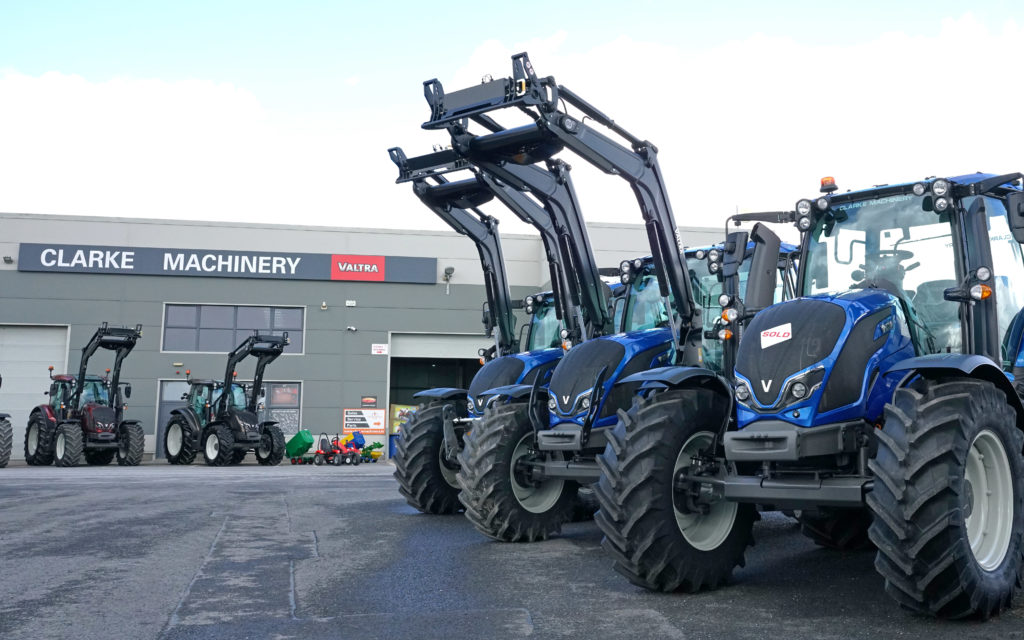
760,323,792,349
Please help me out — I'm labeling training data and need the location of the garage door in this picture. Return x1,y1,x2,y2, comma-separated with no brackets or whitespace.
390,332,492,359
0,325,69,460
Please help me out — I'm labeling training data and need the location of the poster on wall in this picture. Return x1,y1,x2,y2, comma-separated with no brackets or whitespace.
342,408,386,435
390,404,418,434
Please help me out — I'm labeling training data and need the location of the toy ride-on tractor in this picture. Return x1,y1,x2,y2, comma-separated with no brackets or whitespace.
24,323,145,467
163,332,288,466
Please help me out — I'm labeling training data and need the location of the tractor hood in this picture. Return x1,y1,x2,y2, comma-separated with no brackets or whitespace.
466,348,562,416
547,328,673,428
84,404,118,434
227,408,263,441
734,288,915,427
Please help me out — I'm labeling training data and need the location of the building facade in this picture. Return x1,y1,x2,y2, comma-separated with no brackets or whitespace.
0,212,721,459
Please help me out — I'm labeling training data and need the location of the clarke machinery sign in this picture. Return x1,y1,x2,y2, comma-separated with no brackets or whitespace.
17,244,436,284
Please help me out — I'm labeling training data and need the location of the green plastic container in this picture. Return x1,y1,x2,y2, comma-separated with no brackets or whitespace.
285,430,314,458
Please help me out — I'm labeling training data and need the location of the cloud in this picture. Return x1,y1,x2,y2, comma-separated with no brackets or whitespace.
1,13,1022,237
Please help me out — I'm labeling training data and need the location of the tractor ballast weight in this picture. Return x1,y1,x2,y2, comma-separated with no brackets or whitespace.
163,331,288,466
24,323,145,467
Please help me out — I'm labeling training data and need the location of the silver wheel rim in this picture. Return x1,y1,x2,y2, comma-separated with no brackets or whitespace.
437,442,459,488
965,429,1014,572
167,424,182,456
28,424,38,455
56,432,66,459
206,433,219,459
510,432,564,514
258,438,271,458
674,431,738,551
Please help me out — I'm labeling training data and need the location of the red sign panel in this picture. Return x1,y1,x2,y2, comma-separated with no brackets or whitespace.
331,254,385,281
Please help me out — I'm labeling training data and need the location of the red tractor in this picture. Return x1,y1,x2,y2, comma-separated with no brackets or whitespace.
24,323,145,467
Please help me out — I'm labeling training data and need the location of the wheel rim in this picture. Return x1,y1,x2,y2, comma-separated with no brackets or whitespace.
258,436,271,458
673,431,739,551
206,433,219,459
56,432,66,459
28,424,38,454
964,429,1014,572
437,442,460,488
119,430,128,457
509,432,564,514
167,424,182,456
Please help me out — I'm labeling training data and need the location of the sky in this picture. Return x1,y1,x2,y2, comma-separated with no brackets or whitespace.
1,1,1022,237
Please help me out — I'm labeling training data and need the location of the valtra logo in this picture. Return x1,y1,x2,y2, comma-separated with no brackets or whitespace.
331,254,386,281
760,323,793,349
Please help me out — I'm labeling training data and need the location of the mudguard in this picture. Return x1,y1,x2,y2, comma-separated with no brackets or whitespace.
622,365,732,399
478,383,533,402
412,387,468,401
259,420,279,429
0,413,9,419
34,405,58,428
889,353,1024,428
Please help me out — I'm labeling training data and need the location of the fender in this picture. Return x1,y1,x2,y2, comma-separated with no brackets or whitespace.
259,420,279,429
0,413,9,420
412,387,468,401
622,365,732,399
169,407,204,440
119,419,142,428
889,353,1024,429
478,383,533,403
34,405,58,428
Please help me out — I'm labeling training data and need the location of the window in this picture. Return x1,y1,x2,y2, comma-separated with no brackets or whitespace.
260,382,302,433
163,304,304,353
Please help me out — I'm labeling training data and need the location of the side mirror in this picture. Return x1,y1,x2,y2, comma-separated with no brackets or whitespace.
260,387,266,398
1006,191,1024,243
124,384,132,399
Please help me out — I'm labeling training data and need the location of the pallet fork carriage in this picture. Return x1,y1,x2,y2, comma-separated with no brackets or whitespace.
164,331,288,466
24,323,145,467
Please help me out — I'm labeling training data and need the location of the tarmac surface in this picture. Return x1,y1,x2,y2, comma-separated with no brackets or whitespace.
1,460,1023,640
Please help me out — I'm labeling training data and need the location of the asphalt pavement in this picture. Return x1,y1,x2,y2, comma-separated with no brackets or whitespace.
1,461,1022,640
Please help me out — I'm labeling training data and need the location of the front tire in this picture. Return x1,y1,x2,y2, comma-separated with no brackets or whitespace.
868,378,1024,619
255,425,285,466
457,402,576,542
53,423,83,467
164,417,197,465
202,424,234,466
116,422,145,466
393,401,463,514
24,414,55,466
84,449,116,466
595,388,755,592
0,418,12,468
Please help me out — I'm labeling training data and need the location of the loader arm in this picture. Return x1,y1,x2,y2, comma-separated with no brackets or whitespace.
220,332,288,414
72,322,142,409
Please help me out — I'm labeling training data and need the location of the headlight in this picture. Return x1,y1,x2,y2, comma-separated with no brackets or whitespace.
525,295,533,306
796,199,812,216
735,383,750,402
559,328,570,340
791,382,807,399
620,273,629,285
709,261,720,274
815,197,829,211
912,182,927,196
976,266,992,281
934,196,951,212
797,216,812,231
718,293,732,307
708,248,721,262
633,258,642,270
695,250,706,260
620,260,631,274
932,178,950,197
721,307,739,323
548,396,557,411
581,396,591,410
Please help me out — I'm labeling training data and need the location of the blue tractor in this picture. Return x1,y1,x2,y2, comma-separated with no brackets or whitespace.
415,52,791,542
597,173,1024,619
387,147,620,514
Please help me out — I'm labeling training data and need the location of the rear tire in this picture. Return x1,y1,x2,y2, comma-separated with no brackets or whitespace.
255,425,285,466
24,414,55,466
164,417,197,465
393,401,464,514
457,402,576,542
116,422,145,466
53,423,83,467
868,378,1024,619
595,388,754,592
332,453,343,466
314,453,324,465
797,509,873,550
202,424,234,466
84,449,116,466
0,418,12,468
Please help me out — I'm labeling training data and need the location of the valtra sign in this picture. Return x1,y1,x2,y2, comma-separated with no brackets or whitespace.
18,243,436,284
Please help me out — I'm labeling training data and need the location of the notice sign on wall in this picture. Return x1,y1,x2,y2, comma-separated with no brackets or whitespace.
342,408,386,435
370,343,389,355
18,243,436,284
